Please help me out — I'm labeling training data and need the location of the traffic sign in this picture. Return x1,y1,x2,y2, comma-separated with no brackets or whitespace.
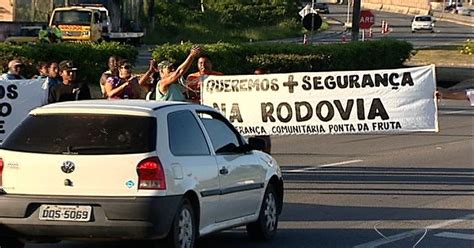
359,10,375,29
299,4,314,18
303,13,322,31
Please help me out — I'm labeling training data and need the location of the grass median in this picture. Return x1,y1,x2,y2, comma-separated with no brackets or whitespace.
406,45,473,67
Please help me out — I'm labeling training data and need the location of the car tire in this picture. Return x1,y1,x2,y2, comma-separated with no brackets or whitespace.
165,199,196,248
246,184,278,241
0,238,25,248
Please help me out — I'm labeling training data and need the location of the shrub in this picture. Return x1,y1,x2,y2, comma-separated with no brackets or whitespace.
151,39,413,74
0,42,138,85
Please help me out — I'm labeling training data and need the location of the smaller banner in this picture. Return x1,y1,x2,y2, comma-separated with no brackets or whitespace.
202,65,438,136
0,79,48,143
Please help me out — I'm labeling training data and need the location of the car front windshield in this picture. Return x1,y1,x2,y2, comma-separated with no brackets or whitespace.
53,10,92,25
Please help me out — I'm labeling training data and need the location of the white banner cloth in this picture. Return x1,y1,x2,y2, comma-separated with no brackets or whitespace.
202,65,438,136
0,79,48,143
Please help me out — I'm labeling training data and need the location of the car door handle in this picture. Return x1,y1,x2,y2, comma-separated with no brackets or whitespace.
219,167,229,175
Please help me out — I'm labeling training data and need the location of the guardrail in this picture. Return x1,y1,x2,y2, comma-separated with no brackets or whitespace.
361,3,474,27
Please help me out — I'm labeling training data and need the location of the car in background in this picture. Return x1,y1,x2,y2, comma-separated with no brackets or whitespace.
411,15,435,33
457,6,472,16
4,26,42,44
300,2,330,14
444,3,469,14
0,100,284,248
314,3,330,14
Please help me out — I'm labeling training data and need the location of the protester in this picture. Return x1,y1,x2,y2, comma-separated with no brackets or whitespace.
100,56,119,98
254,67,272,154
186,54,223,103
156,45,201,102
33,61,49,79
436,88,474,106
138,59,160,100
104,59,141,99
48,60,91,103
45,61,61,90
1,59,26,80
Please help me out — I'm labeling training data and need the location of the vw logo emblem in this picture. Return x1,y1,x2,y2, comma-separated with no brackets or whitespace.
61,161,75,174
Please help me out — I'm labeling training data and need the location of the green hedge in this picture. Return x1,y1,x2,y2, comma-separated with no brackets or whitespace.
151,39,414,74
0,42,138,85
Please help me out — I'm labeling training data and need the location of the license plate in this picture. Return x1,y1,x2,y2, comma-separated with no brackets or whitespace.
39,205,92,222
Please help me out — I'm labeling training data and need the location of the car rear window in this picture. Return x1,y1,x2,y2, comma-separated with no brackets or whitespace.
415,16,431,21
2,114,156,155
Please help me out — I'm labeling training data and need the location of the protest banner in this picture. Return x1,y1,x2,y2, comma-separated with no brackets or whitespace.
0,79,47,143
202,65,438,136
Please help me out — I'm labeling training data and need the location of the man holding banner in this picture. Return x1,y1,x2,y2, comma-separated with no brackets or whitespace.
437,88,474,106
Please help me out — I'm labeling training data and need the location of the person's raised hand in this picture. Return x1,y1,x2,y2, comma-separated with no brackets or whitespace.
148,59,158,72
190,45,202,57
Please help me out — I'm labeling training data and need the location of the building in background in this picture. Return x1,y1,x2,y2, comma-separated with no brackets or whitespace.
0,0,13,21
0,0,154,32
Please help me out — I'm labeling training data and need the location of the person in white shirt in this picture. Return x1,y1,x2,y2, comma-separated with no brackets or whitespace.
1,59,26,80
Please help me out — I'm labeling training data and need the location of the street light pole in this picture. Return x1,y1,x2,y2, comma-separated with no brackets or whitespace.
351,0,361,41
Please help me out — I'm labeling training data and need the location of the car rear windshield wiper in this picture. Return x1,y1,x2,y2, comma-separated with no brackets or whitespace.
62,145,130,154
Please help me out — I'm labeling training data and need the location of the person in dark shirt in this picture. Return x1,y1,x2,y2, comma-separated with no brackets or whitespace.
48,60,91,104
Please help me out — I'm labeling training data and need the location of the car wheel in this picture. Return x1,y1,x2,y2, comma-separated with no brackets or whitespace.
411,30,415,33
166,199,196,248
246,184,278,241
0,238,25,248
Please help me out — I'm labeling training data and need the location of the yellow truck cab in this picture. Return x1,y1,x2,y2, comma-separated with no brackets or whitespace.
49,6,102,42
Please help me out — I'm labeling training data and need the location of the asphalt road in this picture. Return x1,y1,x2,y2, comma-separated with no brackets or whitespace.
296,4,474,48
25,99,473,247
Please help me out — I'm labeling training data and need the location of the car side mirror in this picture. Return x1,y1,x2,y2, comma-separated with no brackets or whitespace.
247,137,267,152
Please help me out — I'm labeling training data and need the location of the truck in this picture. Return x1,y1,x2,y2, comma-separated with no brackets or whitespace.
48,4,144,44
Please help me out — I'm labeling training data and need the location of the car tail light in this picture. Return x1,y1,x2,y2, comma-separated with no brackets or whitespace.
0,157,3,187
137,157,166,190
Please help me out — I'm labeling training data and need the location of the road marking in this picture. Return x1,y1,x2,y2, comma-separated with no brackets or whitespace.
353,214,474,248
434,232,474,241
282,159,362,173
440,110,471,115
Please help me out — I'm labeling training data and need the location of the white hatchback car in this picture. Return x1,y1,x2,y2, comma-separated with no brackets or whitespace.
411,15,435,33
0,100,283,248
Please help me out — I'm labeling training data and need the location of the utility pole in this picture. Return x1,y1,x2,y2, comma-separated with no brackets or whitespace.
311,0,315,44
351,0,361,41
346,0,351,24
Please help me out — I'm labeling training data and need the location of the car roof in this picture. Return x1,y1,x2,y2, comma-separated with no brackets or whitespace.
53,6,97,12
31,100,216,116
414,15,432,18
